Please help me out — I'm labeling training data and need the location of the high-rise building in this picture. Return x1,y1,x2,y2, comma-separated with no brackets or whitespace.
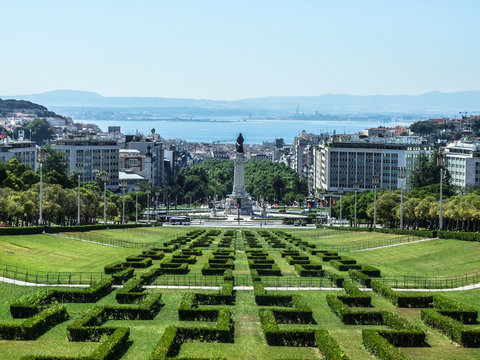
0,136,37,170
123,135,165,187
445,141,480,189
53,135,120,189
314,136,433,194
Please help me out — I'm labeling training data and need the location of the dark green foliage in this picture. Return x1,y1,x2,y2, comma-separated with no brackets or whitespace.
175,158,307,203
19,327,130,360
111,267,134,285
433,296,478,324
10,278,114,318
438,230,480,242
371,280,434,308
0,305,68,340
324,270,344,287
362,330,408,360
421,309,480,347
21,118,55,145
0,223,156,236
294,263,324,277
315,329,351,360
326,295,383,325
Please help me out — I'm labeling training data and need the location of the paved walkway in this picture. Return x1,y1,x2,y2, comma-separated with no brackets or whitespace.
353,237,437,252
1,275,479,292
0,276,89,287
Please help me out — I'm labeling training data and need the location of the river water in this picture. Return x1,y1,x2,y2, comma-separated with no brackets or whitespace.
87,118,414,144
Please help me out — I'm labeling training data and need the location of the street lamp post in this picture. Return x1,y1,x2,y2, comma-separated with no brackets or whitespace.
372,175,379,229
77,172,81,225
101,174,108,224
37,148,46,226
338,187,344,227
155,191,160,222
146,189,151,224
134,185,140,224
437,153,446,231
398,167,406,229
353,183,360,228
95,170,109,225
120,180,127,224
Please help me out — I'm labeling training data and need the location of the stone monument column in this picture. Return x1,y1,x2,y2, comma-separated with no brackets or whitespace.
233,152,246,195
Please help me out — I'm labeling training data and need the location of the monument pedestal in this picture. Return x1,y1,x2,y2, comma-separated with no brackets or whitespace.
225,152,253,215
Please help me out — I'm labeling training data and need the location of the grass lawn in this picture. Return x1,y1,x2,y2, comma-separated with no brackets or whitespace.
63,226,193,244
284,228,419,249
0,234,134,272
0,228,479,359
348,238,480,277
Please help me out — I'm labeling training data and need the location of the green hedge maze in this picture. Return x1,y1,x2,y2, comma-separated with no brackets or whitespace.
0,229,479,359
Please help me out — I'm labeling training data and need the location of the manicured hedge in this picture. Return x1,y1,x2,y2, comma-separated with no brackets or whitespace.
294,264,324,277
371,280,434,308
326,295,383,325
259,308,315,347
11,278,114,318
433,296,478,324
0,305,68,340
337,280,371,307
330,260,362,272
111,267,134,285
421,309,480,347
0,223,156,236
315,329,351,360
348,270,372,287
438,230,480,242
362,329,408,360
20,327,130,360
324,270,344,287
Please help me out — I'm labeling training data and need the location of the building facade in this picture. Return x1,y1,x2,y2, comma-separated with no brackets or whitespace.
0,137,37,170
53,135,120,189
314,136,433,194
445,141,480,189
124,136,165,188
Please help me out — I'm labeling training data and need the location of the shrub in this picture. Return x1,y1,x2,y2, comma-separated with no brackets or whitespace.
0,305,68,340
371,280,433,308
421,309,480,347
362,329,409,360
315,329,351,360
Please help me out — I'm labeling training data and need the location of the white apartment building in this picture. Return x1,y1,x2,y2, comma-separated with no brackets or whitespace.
123,136,165,187
53,135,120,189
445,141,480,189
0,136,37,170
314,136,433,194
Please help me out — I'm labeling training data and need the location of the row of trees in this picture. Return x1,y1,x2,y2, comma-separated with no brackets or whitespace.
0,183,151,227
332,187,480,232
175,159,308,203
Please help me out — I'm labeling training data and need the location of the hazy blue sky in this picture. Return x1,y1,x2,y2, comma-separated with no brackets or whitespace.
1,0,479,99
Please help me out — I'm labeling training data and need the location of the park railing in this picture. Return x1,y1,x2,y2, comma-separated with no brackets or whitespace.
0,264,108,285
60,232,165,249
312,234,429,252
377,271,480,290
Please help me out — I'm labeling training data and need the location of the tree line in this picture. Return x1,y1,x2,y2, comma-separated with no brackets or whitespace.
174,159,308,203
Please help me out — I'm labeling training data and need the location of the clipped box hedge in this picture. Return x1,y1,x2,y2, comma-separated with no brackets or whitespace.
421,309,480,347
0,305,68,340
371,280,434,308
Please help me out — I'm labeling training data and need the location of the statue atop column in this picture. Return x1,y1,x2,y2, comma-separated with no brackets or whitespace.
236,133,244,153
224,133,252,215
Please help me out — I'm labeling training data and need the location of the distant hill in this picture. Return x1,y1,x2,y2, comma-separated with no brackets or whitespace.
3,89,480,114
0,98,58,118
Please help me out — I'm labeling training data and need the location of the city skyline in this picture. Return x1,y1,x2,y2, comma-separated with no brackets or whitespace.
1,1,480,100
